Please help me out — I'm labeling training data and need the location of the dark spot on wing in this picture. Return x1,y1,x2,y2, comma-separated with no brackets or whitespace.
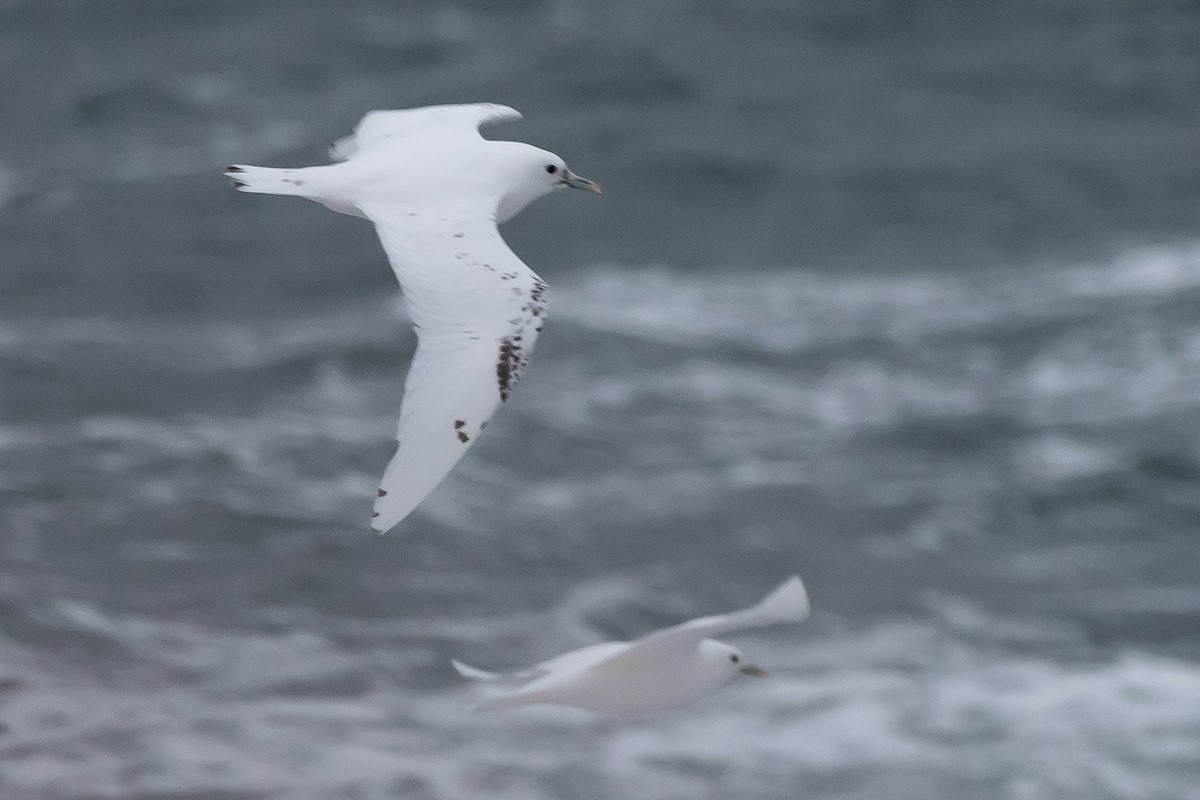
454,420,465,429
226,165,244,172
497,337,520,402
457,431,470,443
528,278,548,318
232,180,246,188
377,488,388,497
530,279,547,304
371,511,380,518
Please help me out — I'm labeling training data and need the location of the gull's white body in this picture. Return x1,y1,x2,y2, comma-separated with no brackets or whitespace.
225,104,597,532
453,575,811,714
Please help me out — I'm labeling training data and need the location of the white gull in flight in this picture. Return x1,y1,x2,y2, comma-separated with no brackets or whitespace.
452,575,810,714
224,103,600,533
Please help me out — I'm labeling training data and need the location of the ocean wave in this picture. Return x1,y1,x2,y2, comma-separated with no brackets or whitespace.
6,242,1199,408
556,242,1200,353
2,602,1196,800
4,243,1199,540
542,244,1200,438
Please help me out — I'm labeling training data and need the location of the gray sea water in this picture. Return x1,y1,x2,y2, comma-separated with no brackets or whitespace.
2,1,1200,798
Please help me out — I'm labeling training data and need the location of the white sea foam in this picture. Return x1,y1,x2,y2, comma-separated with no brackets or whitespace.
2,602,1197,800
1012,433,1126,485
2,243,1196,444
4,243,1197,540
534,243,1200,445
555,242,1200,355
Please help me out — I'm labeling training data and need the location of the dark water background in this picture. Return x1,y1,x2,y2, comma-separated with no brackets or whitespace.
2,1,1200,798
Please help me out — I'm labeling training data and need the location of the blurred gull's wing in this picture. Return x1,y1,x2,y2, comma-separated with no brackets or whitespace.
452,642,629,689
587,576,810,673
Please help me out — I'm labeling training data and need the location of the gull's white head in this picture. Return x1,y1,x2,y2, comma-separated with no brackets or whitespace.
698,638,768,684
492,143,601,223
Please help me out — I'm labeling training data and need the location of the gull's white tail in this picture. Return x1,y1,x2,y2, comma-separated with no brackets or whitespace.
224,165,314,197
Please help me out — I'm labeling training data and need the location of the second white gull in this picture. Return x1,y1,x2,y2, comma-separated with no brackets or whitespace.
453,575,811,714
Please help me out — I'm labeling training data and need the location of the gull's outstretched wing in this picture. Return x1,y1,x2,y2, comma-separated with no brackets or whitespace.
455,641,632,710
452,642,629,688
359,201,547,533
587,576,810,675
330,103,522,161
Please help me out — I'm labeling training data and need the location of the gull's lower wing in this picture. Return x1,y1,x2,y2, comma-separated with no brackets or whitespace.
468,642,632,709
451,660,552,687
453,642,628,691
360,202,547,532
529,641,630,679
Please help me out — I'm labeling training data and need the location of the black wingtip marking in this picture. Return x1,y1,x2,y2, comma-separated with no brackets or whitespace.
453,419,465,430
457,431,470,443
226,165,244,173
377,488,387,497
232,180,246,188
371,511,380,519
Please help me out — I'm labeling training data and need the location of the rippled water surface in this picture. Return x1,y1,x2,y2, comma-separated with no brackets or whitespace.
2,2,1200,798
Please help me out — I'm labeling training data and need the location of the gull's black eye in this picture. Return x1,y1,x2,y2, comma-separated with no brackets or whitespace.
545,164,558,174
730,654,740,664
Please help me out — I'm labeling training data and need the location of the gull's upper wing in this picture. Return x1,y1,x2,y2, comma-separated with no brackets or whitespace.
359,200,547,532
586,576,810,674
330,103,522,161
